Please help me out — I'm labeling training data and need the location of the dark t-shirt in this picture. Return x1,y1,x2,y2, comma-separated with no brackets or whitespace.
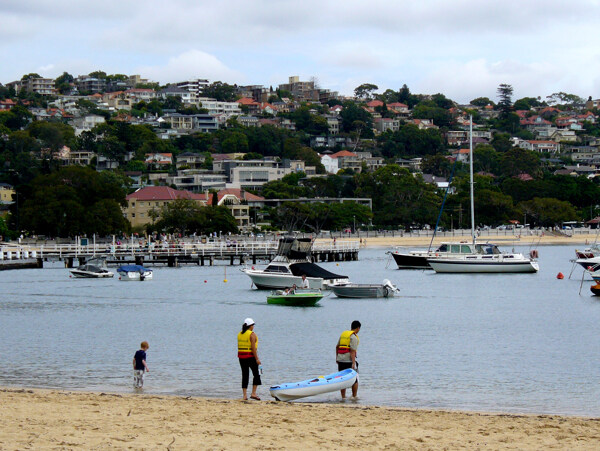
134,350,146,370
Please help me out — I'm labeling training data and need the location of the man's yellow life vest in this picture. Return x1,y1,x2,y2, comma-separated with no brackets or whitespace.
338,330,359,354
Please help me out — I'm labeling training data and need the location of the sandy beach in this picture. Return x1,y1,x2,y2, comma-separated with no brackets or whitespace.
324,232,598,248
1,388,599,450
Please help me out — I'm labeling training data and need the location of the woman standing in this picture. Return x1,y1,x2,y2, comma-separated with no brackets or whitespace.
237,318,261,400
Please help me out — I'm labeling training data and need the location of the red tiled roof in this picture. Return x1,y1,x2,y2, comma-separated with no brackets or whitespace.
218,188,264,201
387,102,408,108
366,100,384,108
237,97,258,105
331,150,357,158
126,186,205,201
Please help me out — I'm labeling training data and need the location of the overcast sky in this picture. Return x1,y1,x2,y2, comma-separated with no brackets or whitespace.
1,0,599,103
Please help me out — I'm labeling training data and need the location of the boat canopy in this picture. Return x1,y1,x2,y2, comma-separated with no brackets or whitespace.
289,262,348,280
276,237,313,259
117,265,150,272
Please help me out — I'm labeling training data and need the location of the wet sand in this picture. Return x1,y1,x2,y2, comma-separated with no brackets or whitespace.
1,388,599,450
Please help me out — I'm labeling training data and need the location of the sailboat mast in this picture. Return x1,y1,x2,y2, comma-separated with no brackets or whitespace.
470,115,475,244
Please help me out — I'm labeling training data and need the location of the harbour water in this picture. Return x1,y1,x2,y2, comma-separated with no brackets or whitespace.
1,245,599,416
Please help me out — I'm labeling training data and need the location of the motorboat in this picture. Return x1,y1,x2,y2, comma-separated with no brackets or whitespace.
425,118,539,274
427,245,540,273
390,242,483,270
117,265,153,281
269,369,357,401
331,279,398,298
70,258,114,278
267,288,324,306
241,237,348,289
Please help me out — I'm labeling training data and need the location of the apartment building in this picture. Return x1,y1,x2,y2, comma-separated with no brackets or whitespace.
278,76,319,102
176,78,210,95
6,77,56,95
163,113,218,132
198,98,241,116
167,171,227,192
75,76,106,93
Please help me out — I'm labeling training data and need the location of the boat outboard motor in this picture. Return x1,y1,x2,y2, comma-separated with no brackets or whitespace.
382,279,398,294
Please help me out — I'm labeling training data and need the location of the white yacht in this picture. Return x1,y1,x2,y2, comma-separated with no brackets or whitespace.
427,244,539,273
425,117,539,274
241,237,348,289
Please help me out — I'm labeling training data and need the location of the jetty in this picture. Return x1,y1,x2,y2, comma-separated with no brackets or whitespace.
0,240,359,269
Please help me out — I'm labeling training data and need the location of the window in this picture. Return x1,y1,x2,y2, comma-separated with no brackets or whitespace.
131,213,136,218
131,202,135,207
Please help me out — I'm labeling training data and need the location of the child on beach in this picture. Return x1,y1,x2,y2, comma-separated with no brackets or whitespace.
133,341,149,388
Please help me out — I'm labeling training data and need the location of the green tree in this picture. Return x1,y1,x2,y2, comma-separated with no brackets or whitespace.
354,83,378,100
499,147,541,178
19,167,129,236
201,81,238,102
497,83,513,117
517,197,577,227
470,97,495,107
54,72,74,94
354,165,441,227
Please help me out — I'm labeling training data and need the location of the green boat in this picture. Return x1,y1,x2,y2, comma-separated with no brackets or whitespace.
267,289,324,306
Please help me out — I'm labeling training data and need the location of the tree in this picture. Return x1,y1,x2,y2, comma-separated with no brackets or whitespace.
546,92,584,106
19,167,129,236
499,147,541,178
354,165,441,227
21,73,41,81
354,83,378,100
412,101,453,127
473,144,500,174
421,154,456,178
517,197,577,227
513,96,543,111
470,97,495,107
339,102,373,137
201,81,238,102
497,83,513,117
54,72,74,94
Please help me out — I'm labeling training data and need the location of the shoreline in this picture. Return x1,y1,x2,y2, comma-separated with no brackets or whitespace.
319,233,598,248
1,388,599,450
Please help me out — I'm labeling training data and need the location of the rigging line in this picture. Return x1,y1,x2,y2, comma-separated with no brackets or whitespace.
428,156,460,253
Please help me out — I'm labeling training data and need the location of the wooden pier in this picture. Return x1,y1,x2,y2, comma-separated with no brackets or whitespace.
0,241,360,268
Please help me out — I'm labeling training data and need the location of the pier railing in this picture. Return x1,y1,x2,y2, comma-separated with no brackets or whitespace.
0,240,360,266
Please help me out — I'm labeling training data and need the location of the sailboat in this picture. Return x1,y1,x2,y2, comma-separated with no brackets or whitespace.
426,117,539,274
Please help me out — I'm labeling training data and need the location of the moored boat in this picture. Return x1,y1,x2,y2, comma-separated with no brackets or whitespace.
70,258,114,278
267,288,324,306
241,237,348,289
269,368,357,401
117,265,153,281
331,279,398,298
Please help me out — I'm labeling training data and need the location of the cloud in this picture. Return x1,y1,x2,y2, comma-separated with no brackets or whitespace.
136,50,244,85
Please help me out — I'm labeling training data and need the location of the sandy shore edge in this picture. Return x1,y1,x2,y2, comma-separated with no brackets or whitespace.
1,387,599,450
319,233,598,248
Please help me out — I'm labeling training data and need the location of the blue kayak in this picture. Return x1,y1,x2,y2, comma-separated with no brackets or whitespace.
269,368,357,401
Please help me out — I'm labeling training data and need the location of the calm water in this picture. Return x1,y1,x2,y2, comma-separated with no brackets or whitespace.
1,245,599,415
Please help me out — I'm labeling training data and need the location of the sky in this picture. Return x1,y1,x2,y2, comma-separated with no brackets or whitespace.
1,0,600,104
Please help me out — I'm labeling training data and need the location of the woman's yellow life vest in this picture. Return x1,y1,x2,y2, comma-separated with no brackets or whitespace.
337,330,359,354
237,330,257,358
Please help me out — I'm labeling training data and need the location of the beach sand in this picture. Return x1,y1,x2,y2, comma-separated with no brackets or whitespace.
321,232,598,249
1,388,599,450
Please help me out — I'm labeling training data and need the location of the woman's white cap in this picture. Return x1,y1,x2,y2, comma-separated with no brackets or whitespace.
244,318,255,326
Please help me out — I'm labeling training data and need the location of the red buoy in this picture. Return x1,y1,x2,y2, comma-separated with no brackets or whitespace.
556,272,564,279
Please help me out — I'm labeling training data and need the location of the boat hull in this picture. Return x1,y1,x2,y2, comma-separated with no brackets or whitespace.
267,291,324,306
391,252,431,270
70,270,114,278
117,271,153,281
331,284,394,298
428,258,539,273
269,369,357,401
242,269,345,290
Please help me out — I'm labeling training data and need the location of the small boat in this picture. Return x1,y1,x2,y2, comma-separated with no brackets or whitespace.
267,288,324,306
331,279,398,298
70,258,114,278
241,237,348,290
270,368,357,401
117,265,153,281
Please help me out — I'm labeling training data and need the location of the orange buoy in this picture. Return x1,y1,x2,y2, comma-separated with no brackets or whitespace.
556,272,564,279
